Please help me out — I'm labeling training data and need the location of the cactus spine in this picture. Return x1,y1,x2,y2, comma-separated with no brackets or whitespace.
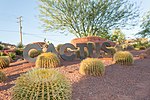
0,70,7,82
113,51,134,65
0,56,10,69
11,68,72,100
36,52,60,68
79,58,105,76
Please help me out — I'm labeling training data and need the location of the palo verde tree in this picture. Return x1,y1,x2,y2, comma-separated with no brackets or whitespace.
39,0,139,38
136,11,150,38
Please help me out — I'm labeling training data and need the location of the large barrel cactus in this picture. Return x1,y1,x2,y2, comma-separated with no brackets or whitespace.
0,56,10,69
0,71,7,82
36,52,60,68
113,51,134,65
11,68,72,100
79,58,105,76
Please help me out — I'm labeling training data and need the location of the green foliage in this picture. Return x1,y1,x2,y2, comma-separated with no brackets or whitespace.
15,49,23,56
0,71,7,83
0,44,4,50
0,52,5,56
36,52,60,68
28,49,41,58
136,11,150,38
139,46,146,50
0,56,10,69
110,28,126,44
113,51,134,65
11,68,72,100
79,58,105,76
7,52,16,60
39,0,139,38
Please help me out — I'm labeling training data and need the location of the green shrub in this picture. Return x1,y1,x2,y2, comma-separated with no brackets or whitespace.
7,52,16,60
11,68,71,100
0,56,10,69
16,42,24,48
36,52,60,68
113,51,134,65
79,58,105,76
28,49,41,58
0,70,7,83
139,46,146,50
15,49,23,56
0,45,4,50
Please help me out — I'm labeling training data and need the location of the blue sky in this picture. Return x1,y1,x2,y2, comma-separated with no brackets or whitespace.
0,0,150,46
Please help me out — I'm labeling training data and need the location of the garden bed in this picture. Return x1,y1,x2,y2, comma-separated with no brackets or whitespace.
0,50,150,100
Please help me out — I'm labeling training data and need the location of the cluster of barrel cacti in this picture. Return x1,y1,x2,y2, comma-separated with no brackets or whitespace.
0,70,7,82
36,52,60,68
11,68,71,100
79,58,105,76
113,51,134,65
28,49,41,58
0,56,10,69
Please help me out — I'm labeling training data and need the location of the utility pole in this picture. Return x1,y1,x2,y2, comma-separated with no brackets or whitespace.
17,16,23,45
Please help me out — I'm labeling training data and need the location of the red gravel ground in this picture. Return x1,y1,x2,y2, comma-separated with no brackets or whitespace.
0,50,150,100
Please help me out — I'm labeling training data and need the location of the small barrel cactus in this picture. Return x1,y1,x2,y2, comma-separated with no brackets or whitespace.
36,52,60,68
113,51,134,65
11,68,72,100
0,56,10,69
28,49,41,58
0,71,7,82
79,58,105,76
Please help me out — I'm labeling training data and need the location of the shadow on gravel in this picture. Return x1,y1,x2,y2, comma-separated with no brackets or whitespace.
72,57,150,100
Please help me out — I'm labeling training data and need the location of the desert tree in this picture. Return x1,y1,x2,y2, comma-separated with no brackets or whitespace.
39,0,139,38
136,11,150,38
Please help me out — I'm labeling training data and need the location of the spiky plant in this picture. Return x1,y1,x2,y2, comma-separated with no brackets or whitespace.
7,52,16,60
36,52,60,68
0,56,10,69
28,49,41,58
113,51,134,65
0,70,7,82
79,58,105,76
11,68,72,100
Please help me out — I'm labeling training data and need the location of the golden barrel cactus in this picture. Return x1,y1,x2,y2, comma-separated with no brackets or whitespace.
11,68,72,100
79,58,105,76
113,51,134,65
0,56,10,69
0,71,7,82
36,52,60,68
28,49,41,58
